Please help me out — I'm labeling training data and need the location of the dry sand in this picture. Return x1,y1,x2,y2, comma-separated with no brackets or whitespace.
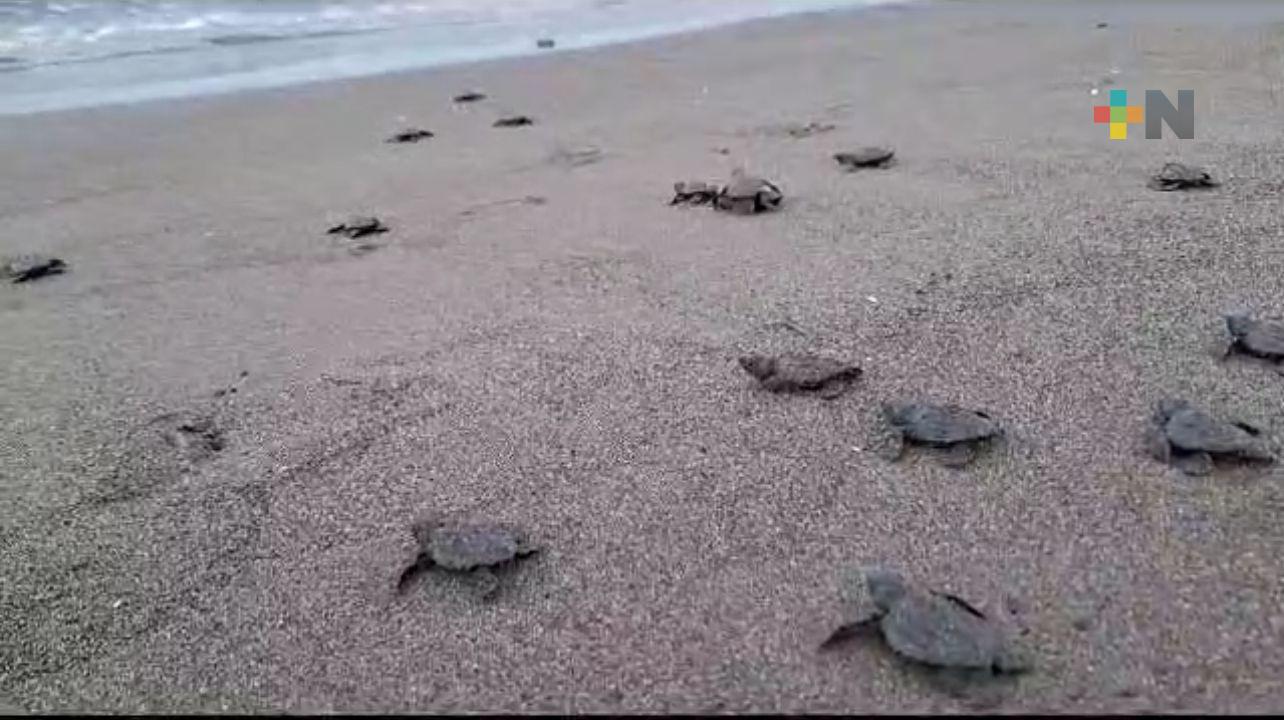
3,0,1284,713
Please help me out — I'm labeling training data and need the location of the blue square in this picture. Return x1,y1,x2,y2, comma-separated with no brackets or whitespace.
1109,89,1127,107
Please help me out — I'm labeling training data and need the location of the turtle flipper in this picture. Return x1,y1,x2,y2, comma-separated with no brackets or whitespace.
1173,451,1214,476
1144,426,1172,465
396,555,435,594
819,618,880,650
470,568,501,601
939,443,976,469
876,430,907,462
819,380,850,401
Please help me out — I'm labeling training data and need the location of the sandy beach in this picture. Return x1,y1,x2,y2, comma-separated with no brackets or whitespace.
3,0,1284,712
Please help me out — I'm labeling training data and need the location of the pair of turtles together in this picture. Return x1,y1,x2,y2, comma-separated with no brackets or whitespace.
1143,313,1284,475
737,353,1001,467
671,171,784,215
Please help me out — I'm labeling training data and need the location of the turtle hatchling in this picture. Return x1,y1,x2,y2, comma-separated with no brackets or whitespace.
397,519,539,599
738,353,862,399
1225,312,1284,374
326,216,388,240
670,180,721,206
3,254,67,283
1147,162,1218,191
835,147,896,170
714,171,783,215
1146,399,1275,475
822,567,1029,676
881,402,1001,468
386,128,434,144
494,115,535,128
453,91,487,103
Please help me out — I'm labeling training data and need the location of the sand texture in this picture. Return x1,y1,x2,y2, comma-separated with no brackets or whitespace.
2,0,1284,713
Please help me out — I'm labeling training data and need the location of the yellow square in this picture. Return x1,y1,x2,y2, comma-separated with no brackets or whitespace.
1110,122,1127,140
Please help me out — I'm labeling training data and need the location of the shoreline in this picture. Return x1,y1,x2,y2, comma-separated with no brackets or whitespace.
3,0,1284,713
0,0,916,118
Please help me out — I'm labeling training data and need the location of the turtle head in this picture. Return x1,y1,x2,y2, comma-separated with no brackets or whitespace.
1154,398,1190,424
864,566,908,611
410,516,445,547
738,355,776,380
881,402,910,424
1225,312,1253,339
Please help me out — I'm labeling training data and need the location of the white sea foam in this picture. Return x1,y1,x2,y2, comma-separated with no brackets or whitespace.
0,0,914,115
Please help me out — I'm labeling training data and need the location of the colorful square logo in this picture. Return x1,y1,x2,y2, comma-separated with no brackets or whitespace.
1094,89,1144,140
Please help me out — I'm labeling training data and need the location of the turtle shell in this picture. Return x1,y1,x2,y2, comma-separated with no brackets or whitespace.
880,590,1020,671
1157,401,1270,457
715,174,783,214
835,147,895,169
1148,162,1217,190
740,354,861,391
884,403,999,446
418,522,532,571
1228,316,1284,359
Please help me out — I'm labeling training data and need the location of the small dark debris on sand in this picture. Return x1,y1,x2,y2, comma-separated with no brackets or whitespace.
1224,312,1284,373
835,147,896,170
1096,22,1109,29
494,115,535,128
386,128,434,144
784,122,836,139
397,518,540,600
537,38,556,49
822,567,1030,677
1147,162,1218,191
3,255,67,283
879,402,1002,468
147,412,226,463
453,91,487,103
1145,399,1276,476
738,353,862,399
326,216,389,239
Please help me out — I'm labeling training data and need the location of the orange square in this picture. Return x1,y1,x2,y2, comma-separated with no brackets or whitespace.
1127,106,1144,123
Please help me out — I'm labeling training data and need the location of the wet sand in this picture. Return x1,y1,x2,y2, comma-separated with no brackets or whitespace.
2,0,1284,713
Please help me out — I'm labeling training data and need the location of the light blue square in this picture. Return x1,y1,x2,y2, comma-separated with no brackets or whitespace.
1110,89,1127,107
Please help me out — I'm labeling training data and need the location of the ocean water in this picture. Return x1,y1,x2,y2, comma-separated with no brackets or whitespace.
0,0,906,115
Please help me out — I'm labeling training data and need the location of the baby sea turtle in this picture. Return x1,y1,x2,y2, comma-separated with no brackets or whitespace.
537,38,556,49
1147,162,1218,191
880,402,1001,468
714,171,784,215
397,519,539,599
494,115,535,128
3,254,67,283
386,128,434,144
781,121,836,139
326,216,388,240
835,147,896,170
738,354,862,399
453,91,487,103
1145,399,1275,476
671,180,721,206
822,567,1029,675
1225,313,1284,374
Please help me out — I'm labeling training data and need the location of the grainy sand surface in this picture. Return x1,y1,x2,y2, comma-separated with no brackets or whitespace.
3,0,1284,713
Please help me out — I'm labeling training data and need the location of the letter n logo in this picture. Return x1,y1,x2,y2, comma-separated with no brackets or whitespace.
1145,90,1194,139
